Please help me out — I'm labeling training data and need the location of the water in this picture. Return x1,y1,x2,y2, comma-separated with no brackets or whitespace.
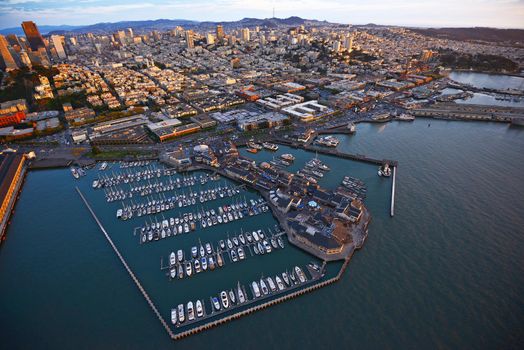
440,85,524,108
1,119,524,349
449,71,524,91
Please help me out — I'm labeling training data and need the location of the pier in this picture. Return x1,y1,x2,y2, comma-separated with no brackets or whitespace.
272,138,398,167
391,166,396,217
172,254,354,341
75,187,176,340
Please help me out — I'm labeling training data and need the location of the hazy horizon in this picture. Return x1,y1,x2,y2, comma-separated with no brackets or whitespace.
1,0,524,31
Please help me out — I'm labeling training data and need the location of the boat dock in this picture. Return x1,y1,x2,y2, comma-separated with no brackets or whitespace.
172,255,352,341
272,139,398,167
76,187,175,340
391,166,397,217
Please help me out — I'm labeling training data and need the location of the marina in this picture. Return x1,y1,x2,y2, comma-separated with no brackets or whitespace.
162,227,287,280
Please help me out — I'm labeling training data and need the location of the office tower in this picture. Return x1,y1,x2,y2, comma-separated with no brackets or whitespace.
216,25,224,41
69,37,78,46
152,30,161,42
332,40,341,52
126,28,134,38
206,33,215,45
344,34,353,52
0,35,18,71
185,30,194,49
51,35,66,60
6,34,21,52
21,21,46,51
115,30,126,45
241,28,250,42
19,50,31,68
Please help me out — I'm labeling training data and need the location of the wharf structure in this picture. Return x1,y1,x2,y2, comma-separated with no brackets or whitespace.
163,140,371,262
0,151,30,242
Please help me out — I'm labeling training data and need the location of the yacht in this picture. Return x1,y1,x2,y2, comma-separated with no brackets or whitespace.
171,308,177,325
266,277,277,292
260,279,269,295
237,283,246,303
262,142,279,151
252,281,261,298
275,276,285,291
185,262,192,277
295,266,307,283
187,301,195,321
281,153,295,162
196,300,204,318
99,162,108,171
177,304,185,323
205,243,213,255
230,249,238,262
201,257,208,271
282,271,290,286
238,247,245,260
217,253,223,267
212,297,221,311
220,291,229,309
191,246,198,258
277,236,285,249
194,259,201,273
169,252,176,266
378,163,392,177
228,290,236,305
177,249,184,262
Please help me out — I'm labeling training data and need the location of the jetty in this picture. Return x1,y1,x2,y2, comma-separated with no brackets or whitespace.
76,187,176,340
391,166,397,217
272,138,398,167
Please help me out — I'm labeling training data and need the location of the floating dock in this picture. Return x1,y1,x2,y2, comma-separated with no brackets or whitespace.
391,166,396,217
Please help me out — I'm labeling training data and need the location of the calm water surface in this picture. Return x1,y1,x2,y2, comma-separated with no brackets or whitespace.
1,119,523,349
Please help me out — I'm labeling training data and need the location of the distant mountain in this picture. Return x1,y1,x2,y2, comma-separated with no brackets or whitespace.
55,19,200,35
44,16,328,35
410,27,524,44
0,25,82,36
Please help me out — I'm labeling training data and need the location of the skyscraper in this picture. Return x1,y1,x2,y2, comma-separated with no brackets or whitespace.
51,35,66,60
216,25,224,41
241,28,250,42
206,33,215,45
344,34,353,52
185,30,194,49
0,35,18,71
21,21,46,51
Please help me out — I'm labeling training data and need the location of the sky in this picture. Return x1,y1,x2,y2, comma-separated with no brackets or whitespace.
1,0,524,30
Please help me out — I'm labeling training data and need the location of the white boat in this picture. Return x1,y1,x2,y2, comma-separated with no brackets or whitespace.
212,297,221,311
177,249,184,262
196,300,204,318
262,142,278,151
237,283,246,303
171,308,177,325
99,162,108,171
275,276,285,290
169,252,176,266
295,266,307,283
187,301,195,321
281,153,295,162
220,291,229,309
378,163,392,177
185,262,192,277
260,279,269,295
177,304,185,323
252,281,261,298
266,277,277,292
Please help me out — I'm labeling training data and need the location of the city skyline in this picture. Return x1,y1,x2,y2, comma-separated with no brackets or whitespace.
1,0,524,30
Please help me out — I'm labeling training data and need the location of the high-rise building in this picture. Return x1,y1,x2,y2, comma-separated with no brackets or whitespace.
185,30,194,49
216,25,224,41
6,34,21,52
69,37,78,46
241,28,250,42
50,35,66,60
0,35,18,71
126,28,134,38
19,50,31,68
206,33,215,45
21,21,46,51
115,30,126,45
344,34,353,52
332,40,341,52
